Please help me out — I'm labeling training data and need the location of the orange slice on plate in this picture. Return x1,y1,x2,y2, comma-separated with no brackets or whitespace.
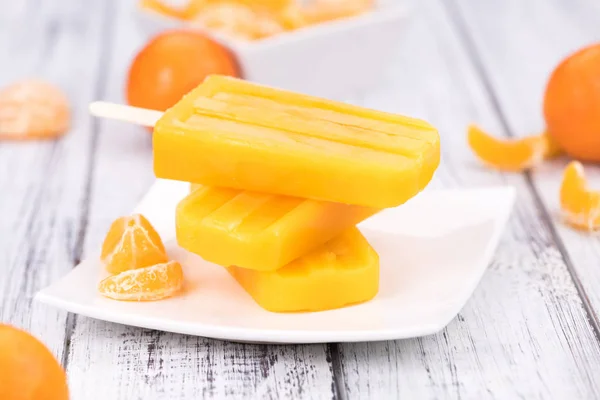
468,125,561,172
0,80,70,140
100,214,168,274
560,161,600,231
98,261,184,301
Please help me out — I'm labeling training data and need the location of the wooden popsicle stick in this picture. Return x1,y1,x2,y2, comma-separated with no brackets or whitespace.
88,101,163,127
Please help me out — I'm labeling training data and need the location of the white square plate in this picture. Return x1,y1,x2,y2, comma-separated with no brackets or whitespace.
36,180,515,344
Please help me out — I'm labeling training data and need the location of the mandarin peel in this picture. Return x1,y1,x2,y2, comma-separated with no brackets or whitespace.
468,124,561,172
98,261,184,301
560,161,600,232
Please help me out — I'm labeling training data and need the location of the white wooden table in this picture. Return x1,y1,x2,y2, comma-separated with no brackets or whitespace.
2,0,600,398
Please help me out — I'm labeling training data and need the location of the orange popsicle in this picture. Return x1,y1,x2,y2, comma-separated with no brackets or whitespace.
228,227,379,312
177,184,378,271
154,75,439,208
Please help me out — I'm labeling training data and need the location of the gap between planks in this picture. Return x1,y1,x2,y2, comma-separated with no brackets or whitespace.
439,0,600,342
60,0,118,369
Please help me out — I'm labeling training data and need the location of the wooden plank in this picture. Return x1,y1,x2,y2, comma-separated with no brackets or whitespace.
449,0,600,326
0,0,112,361
336,0,600,398
67,323,333,399
64,1,335,398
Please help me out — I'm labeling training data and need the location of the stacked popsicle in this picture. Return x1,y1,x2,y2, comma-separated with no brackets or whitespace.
153,75,440,312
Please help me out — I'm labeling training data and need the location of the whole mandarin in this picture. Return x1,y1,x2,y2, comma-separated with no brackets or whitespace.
543,43,600,162
126,29,239,113
0,324,69,400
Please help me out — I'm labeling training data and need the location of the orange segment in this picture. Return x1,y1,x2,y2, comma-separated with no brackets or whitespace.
192,3,284,41
560,161,600,231
302,0,373,24
100,214,168,274
98,261,184,301
0,80,70,140
468,124,561,172
140,0,206,20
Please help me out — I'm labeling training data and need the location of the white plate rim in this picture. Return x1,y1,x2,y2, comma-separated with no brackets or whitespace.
35,186,516,344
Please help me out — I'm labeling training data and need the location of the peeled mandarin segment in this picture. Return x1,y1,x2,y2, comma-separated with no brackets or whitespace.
302,0,373,24
560,161,600,231
467,125,560,172
98,261,184,301
278,5,308,30
140,0,207,19
100,214,168,274
154,75,440,208
228,227,379,312
176,185,378,271
193,3,284,41
0,80,70,140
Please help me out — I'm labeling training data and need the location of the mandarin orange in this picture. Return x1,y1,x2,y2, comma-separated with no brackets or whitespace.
140,0,206,20
0,324,69,400
100,214,168,274
98,261,184,301
193,3,284,40
560,161,600,231
468,125,560,172
544,43,600,162
0,80,70,140
126,30,239,113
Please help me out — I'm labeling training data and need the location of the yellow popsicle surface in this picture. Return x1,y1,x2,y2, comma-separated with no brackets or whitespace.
177,185,378,271
154,75,440,208
228,227,379,312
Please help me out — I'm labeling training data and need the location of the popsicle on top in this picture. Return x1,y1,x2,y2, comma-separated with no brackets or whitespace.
228,227,380,312
153,75,440,208
177,184,378,271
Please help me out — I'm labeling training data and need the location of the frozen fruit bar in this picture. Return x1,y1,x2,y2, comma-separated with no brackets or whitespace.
154,75,440,208
228,227,379,312
177,185,378,271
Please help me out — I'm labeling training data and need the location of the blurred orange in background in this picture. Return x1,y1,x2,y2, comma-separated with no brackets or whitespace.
0,324,69,400
126,29,239,113
544,43,600,162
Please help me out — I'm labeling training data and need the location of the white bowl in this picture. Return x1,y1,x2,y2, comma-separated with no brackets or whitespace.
135,3,406,100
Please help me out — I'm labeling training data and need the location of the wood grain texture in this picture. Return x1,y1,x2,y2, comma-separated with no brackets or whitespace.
336,0,600,398
63,1,335,398
450,0,600,328
0,0,112,361
67,323,334,400
2,0,600,398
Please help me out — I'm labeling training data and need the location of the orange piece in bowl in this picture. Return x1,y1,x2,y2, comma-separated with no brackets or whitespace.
468,124,561,172
193,3,284,41
0,324,69,400
0,80,70,140
303,0,373,24
140,0,206,20
544,43,600,162
126,29,239,113
98,261,184,301
560,161,600,232
101,214,168,274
